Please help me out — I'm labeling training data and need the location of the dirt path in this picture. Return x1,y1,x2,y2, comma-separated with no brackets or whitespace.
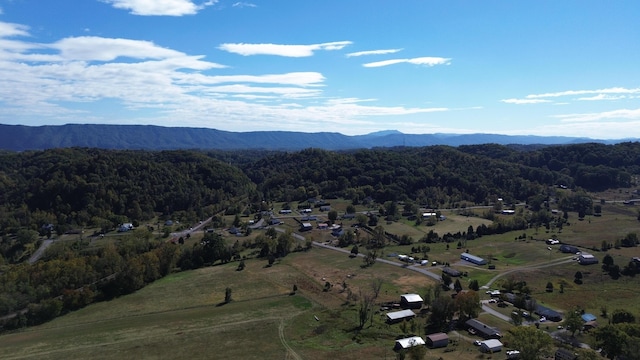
279,319,303,360
27,239,53,264
482,256,575,288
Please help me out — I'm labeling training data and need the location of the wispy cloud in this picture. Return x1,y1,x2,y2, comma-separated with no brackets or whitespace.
100,0,217,16
526,87,640,99
362,57,451,68
232,2,256,8
218,41,352,57
577,94,627,101
501,98,551,105
346,49,403,57
502,87,640,105
0,22,31,38
553,108,640,123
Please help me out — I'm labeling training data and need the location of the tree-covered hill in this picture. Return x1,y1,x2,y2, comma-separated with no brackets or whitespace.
0,148,256,237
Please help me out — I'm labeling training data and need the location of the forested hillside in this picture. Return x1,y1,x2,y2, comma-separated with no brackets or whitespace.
0,148,256,239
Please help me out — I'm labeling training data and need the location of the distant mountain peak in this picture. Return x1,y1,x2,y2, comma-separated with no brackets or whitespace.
363,130,403,137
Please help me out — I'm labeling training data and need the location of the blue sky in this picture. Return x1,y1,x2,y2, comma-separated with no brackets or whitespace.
0,0,639,138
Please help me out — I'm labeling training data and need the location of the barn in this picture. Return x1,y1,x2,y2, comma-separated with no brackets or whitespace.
460,253,487,265
386,309,415,324
400,294,423,309
425,333,449,348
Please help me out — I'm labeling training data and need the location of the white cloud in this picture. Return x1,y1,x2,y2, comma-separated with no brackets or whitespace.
501,98,551,105
576,94,626,101
218,41,352,57
51,36,186,61
101,0,216,16
0,21,31,38
362,56,451,68
346,49,403,57
176,72,325,87
526,87,640,99
553,108,640,123
232,2,256,8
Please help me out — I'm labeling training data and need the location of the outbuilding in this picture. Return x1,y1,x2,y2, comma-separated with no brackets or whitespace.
578,253,598,265
465,319,502,339
386,309,415,324
535,305,563,322
425,332,449,348
299,222,313,231
394,336,425,350
480,339,503,353
559,244,579,254
400,294,423,309
460,253,487,265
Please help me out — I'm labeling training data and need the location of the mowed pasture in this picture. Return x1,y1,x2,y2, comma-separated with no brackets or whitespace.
0,247,447,360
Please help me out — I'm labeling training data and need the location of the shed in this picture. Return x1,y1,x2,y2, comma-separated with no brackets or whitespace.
555,348,577,360
394,336,425,350
386,309,415,323
425,332,449,348
480,339,503,353
300,222,313,231
460,253,487,265
400,294,423,309
578,253,598,265
559,244,579,254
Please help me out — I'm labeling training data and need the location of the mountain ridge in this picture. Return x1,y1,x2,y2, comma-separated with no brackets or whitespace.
0,123,635,151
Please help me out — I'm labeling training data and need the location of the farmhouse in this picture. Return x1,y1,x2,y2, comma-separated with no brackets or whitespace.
386,309,415,323
460,253,487,265
559,244,579,254
480,339,503,353
400,294,423,309
465,319,501,339
535,305,563,322
394,336,425,350
299,222,313,231
425,333,449,348
578,253,598,265
442,267,461,277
